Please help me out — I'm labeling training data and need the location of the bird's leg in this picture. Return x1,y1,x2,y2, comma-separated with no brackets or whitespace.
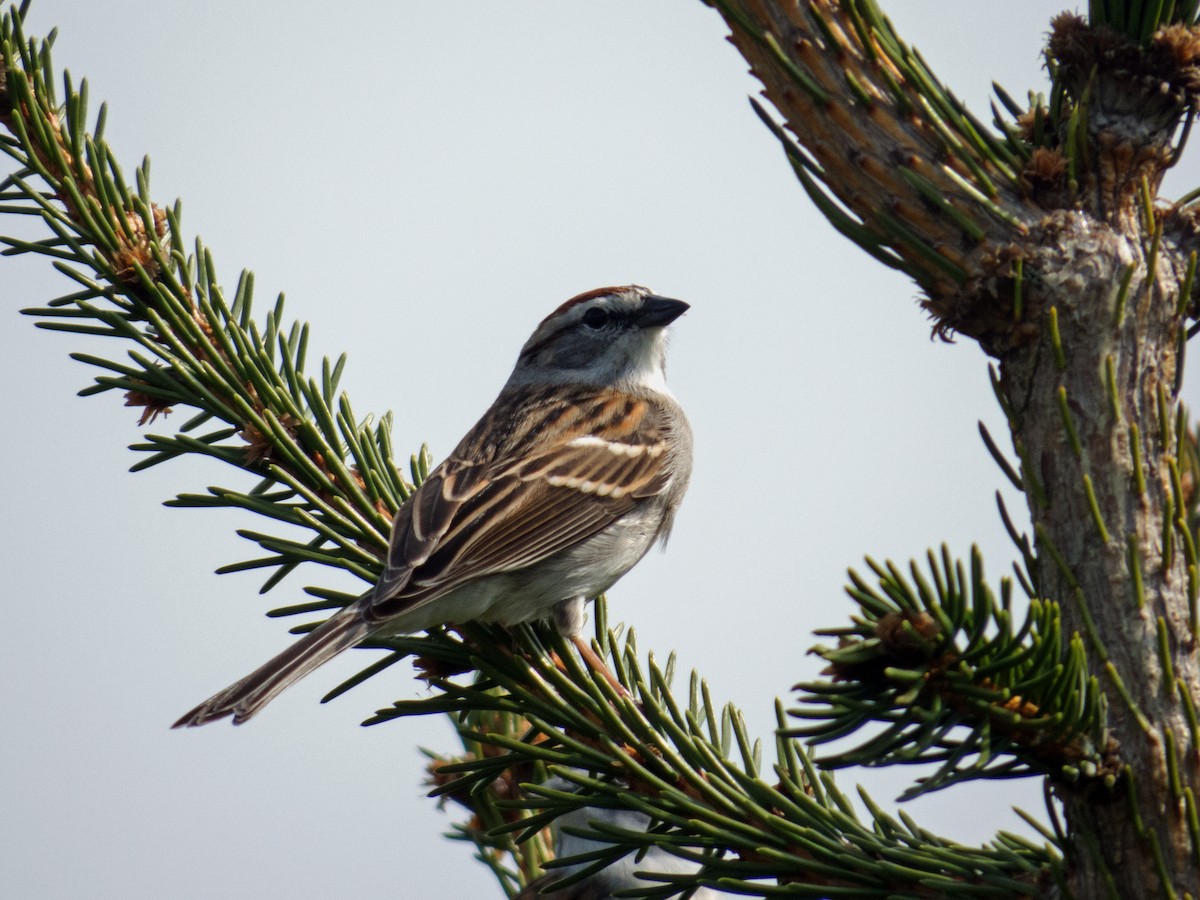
410,624,487,682
570,633,632,699
439,615,630,701
548,597,632,698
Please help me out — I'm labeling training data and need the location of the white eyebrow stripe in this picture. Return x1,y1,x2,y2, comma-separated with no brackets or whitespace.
567,435,664,458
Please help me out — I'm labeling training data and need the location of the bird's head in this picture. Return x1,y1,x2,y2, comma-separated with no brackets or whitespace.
511,285,689,393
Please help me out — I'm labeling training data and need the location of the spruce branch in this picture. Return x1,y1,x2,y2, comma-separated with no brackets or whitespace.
711,0,1036,350
713,1,1200,351
795,546,1116,799
0,5,403,600
363,618,1059,898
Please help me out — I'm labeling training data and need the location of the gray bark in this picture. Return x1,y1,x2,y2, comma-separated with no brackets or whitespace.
713,2,1200,894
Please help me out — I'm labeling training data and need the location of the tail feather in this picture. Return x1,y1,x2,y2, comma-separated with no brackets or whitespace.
172,607,372,727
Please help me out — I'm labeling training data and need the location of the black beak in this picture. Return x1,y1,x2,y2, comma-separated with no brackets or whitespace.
636,294,690,328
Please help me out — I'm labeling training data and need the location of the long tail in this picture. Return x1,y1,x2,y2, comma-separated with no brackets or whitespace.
172,606,372,727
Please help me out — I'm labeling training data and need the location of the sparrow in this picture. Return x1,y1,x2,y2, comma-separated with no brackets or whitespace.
174,285,692,726
515,778,719,899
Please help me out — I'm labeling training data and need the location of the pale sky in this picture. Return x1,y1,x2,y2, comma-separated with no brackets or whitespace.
5,4,1193,898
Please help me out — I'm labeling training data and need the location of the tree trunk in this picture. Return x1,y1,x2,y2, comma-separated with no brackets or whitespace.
1000,206,1200,896
713,2,1200,894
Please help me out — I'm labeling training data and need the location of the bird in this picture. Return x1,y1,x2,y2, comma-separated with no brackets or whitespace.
514,777,719,899
174,285,692,726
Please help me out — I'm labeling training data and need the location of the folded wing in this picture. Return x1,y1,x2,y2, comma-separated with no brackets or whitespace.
367,386,672,621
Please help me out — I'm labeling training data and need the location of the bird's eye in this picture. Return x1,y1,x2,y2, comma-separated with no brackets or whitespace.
581,307,609,329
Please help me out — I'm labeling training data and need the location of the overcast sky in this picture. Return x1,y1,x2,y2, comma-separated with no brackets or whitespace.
6,3,1196,898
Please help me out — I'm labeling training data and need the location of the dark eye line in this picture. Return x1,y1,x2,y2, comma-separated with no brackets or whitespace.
581,307,609,329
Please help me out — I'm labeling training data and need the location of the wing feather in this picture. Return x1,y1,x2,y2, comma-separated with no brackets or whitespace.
366,386,674,622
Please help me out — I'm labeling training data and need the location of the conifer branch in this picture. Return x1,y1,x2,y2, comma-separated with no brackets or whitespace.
795,546,1117,799
364,619,1058,897
711,0,1036,350
0,5,405,601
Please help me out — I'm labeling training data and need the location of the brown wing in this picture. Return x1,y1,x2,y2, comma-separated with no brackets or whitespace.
366,385,673,622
